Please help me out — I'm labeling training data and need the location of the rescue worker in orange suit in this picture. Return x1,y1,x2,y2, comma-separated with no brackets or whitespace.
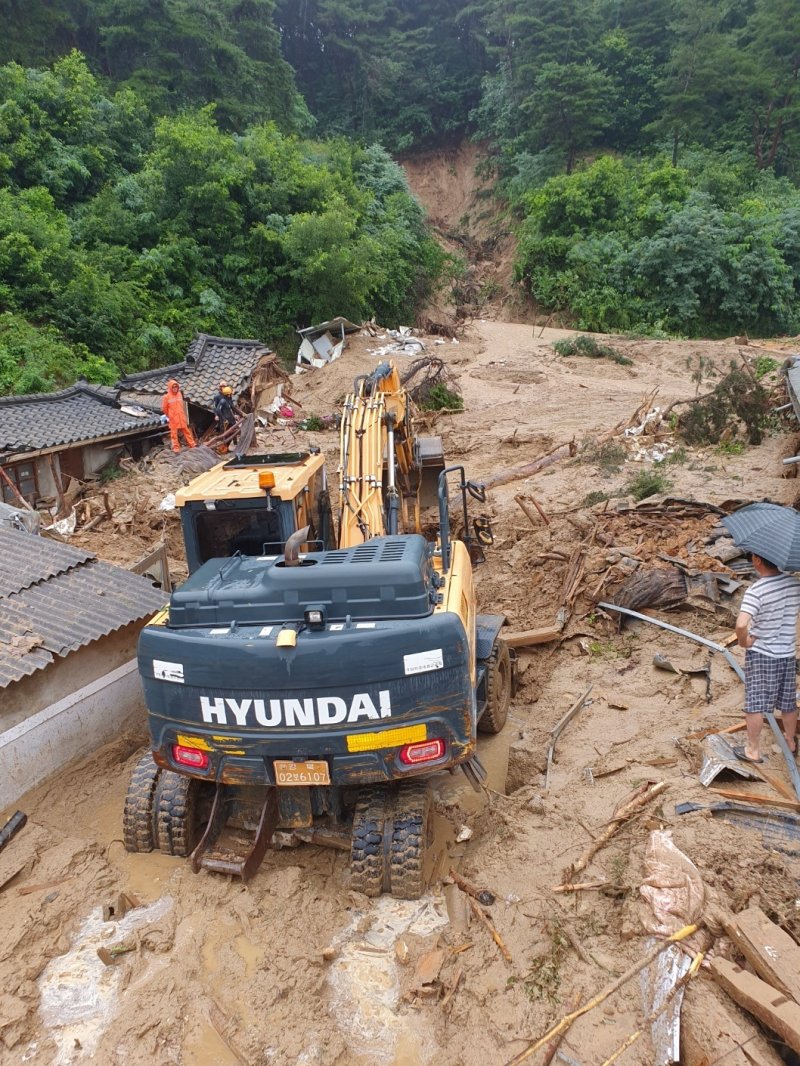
161,379,196,452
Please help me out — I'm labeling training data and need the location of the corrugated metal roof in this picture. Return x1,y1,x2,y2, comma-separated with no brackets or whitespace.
0,529,167,687
118,333,269,411
0,528,94,597
0,383,161,454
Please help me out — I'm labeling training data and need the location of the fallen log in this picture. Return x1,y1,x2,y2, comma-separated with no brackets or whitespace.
484,393,657,491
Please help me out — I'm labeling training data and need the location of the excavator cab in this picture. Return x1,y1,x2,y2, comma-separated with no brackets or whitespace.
176,451,334,573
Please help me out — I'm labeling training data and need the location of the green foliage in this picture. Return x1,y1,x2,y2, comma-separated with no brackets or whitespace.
0,56,443,395
624,468,673,501
582,489,611,506
553,334,633,365
754,356,779,378
678,366,771,445
516,155,800,338
0,312,118,394
716,440,746,456
582,439,627,474
419,384,464,412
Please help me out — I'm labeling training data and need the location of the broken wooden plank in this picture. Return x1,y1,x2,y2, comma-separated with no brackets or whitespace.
503,625,563,649
709,787,800,812
711,957,800,1053
726,905,800,1005
681,978,783,1066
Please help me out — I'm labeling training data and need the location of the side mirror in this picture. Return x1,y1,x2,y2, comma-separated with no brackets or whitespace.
467,481,486,503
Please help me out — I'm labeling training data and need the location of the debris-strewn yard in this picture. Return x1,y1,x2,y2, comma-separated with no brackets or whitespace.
4,319,800,1065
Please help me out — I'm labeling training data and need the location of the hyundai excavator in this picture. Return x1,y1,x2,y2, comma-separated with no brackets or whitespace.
124,363,512,898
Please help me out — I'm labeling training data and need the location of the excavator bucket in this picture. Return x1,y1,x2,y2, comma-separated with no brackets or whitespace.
415,435,445,514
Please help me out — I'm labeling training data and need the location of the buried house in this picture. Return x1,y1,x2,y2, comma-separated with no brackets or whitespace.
0,527,167,809
0,382,162,510
118,332,282,432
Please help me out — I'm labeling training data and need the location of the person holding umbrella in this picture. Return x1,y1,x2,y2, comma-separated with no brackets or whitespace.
724,503,800,763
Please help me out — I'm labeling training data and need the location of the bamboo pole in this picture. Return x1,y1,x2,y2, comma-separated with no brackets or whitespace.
504,924,699,1066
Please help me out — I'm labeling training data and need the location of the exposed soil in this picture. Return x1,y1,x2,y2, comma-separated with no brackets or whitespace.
4,148,800,1065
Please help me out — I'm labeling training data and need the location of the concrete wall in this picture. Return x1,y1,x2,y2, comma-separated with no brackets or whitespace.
0,659,146,811
0,624,142,727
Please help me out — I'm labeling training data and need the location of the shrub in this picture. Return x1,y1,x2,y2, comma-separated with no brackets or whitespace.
624,468,672,501
553,335,633,365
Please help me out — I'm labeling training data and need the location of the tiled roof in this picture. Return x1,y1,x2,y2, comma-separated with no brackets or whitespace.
0,528,166,687
118,333,270,412
0,383,161,455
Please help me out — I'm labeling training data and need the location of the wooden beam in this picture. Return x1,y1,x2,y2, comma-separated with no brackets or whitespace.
681,979,783,1066
709,787,800,812
503,625,562,649
711,958,800,1053
726,906,800,1005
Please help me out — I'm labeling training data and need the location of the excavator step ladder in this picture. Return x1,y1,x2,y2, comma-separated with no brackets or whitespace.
189,783,279,881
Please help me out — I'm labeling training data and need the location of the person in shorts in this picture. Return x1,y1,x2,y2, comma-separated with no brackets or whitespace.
735,552,800,762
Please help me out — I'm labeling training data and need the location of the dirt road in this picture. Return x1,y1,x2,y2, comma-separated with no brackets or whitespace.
2,320,800,1065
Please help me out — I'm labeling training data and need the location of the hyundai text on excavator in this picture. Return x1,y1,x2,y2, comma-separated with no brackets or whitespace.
124,363,512,898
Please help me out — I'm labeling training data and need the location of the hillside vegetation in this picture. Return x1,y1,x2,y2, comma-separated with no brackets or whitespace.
1,0,798,393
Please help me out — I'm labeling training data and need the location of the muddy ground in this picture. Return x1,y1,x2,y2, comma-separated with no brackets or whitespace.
4,318,800,1065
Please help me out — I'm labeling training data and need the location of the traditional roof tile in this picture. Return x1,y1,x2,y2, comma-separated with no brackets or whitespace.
117,333,270,412
0,528,166,687
0,383,161,455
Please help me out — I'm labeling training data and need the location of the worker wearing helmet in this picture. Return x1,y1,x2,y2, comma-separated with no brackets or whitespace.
161,379,196,452
213,379,241,433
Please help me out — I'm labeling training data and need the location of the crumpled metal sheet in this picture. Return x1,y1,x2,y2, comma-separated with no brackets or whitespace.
699,733,760,787
640,941,692,1065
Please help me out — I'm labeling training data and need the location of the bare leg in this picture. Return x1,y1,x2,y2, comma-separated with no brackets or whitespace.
745,713,763,761
782,708,798,754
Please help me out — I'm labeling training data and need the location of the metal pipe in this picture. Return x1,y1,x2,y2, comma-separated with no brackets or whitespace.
599,602,800,802
782,455,800,466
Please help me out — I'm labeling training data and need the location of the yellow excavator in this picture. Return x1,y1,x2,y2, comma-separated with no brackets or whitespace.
125,362,511,897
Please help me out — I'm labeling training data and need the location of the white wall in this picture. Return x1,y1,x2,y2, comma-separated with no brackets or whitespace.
0,660,145,812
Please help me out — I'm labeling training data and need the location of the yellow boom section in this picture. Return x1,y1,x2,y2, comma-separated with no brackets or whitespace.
338,376,387,546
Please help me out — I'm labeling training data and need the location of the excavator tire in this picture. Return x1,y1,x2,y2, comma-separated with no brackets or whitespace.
155,771,202,857
350,787,388,897
123,753,161,853
478,638,511,735
388,781,431,900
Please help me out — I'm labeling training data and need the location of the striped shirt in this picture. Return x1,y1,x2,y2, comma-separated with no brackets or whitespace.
740,573,800,658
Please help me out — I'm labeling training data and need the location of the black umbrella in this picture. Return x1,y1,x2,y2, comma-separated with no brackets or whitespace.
721,502,800,572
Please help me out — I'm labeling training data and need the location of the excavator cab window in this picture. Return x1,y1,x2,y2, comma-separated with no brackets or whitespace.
195,506,284,562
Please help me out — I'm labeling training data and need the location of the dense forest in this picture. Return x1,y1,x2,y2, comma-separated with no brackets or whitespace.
0,0,798,393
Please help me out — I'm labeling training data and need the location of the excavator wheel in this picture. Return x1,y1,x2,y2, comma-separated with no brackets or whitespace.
155,771,203,857
123,752,161,853
478,638,511,735
350,787,388,897
388,781,431,900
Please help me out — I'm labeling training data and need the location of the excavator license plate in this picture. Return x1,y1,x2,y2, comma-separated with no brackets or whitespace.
273,760,331,786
